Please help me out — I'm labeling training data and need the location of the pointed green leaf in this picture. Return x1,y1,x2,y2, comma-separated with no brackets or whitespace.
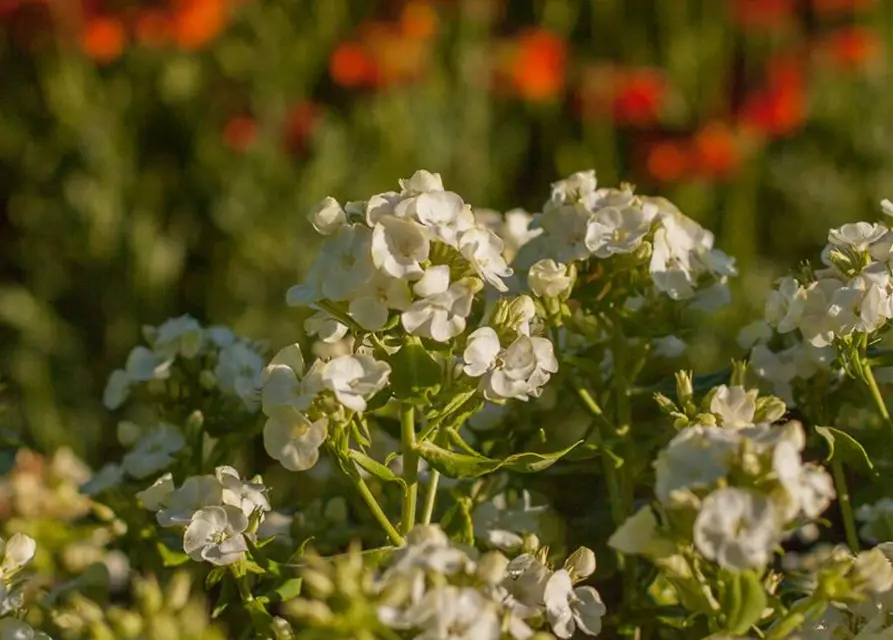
417,441,502,479
499,441,583,473
205,566,228,589
261,578,303,605
156,542,190,567
388,338,443,401
723,570,767,635
349,449,406,488
815,426,876,477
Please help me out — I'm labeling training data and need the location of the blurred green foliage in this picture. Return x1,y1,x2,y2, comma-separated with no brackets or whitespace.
1,0,892,463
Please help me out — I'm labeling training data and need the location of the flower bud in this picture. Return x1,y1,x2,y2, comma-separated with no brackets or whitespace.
166,571,193,611
564,546,596,582
754,396,787,423
116,421,142,447
308,197,347,235
301,568,335,599
185,410,204,433
271,617,297,640
199,369,217,390
528,259,573,299
521,533,541,554
477,551,510,585
849,547,893,595
675,371,694,411
654,393,679,416
285,599,334,625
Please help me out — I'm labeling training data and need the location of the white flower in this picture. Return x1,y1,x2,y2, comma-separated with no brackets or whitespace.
399,169,444,195
263,412,328,472
828,222,886,251
652,335,687,359
214,341,264,409
412,190,474,246
124,346,172,382
473,490,549,551
136,473,175,511
649,218,697,300
320,354,390,412
303,311,349,344
543,569,606,638
153,314,203,359
459,226,513,292
261,344,318,415
882,199,893,218
857,499,893,543
0,533,36,574
528,259,572,298
541,204,594,263
400,586,501,640
348,272,413,331
608,507,674,557
584,205,650,258
371,216,430,279
385,525,476,578
709,385,757,427
402,271,483,342
765,277,807,333
317,224,375,301
504,295,537,337
654,426,740,505
121,423,185,480
463,329,558,401
799,278,845,347
308,197,347,235
738,320,773,349
80,463,124,496
102,369,130,410
693,487,780,570
183,505,249,566
549,170,599,207
216,466,271,519
0,619,52,640
157,475,223,527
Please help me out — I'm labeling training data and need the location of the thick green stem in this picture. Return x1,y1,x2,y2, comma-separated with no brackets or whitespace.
863,360,893,434
420,468,441,526
573,383,624,526
401,403,419,534
351,466,404,546
831,458,859,553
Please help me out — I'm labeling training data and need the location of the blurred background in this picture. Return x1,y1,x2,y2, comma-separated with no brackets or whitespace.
1,0,891,464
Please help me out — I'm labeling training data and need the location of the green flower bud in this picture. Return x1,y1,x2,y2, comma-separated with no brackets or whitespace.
564,546,596,582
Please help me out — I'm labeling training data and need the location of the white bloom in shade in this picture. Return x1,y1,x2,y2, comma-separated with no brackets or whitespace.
737,320,773,349
206,325,236,347
0,533,36,574
216,466,271,519
80,463,124,496
157,475,223,527
694,487,779,570
541,204,594,263
365,191,402,226
308,196,346,235
608,507,675,558
857,499,893,544
528,259,572,298
317,224,375,301
136,473,175,511
402,272,482,342
121,423,186,479
261,344,319,415
765,277,806,333
383,526,475,581
649,218,696,300
153,315,203,359
401,586,501,640
827,222,886,251
463,328,503,377
459,226,513,292
652,335,686,359
348,272,413,331
371,216,430,279
709,385,757,427
799,278,845,348
412,190,474,246
505,295,537,337
584,205,650,258
320,354,391,412
654,426,740,505
103,369,130,410
303,311,349,344
183,505,249,566
0,619,52,640
502,209,542,262
549,170,599,207
463,329,558,400
214,341,265,409
263,411,328,472
882,199,893,218
473,490,549,551
399,169,444,195
125,346,172,382
794,464,835,519
543,569,606,638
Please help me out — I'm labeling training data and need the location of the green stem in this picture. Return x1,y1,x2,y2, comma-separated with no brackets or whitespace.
612,328,637,610
831,458,859,553
862,359,893,434
400,402,419,534
420,468,441,526
351,466,404,546
573,383,624,526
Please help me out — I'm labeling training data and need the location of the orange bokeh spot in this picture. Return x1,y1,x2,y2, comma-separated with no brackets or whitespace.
821,27,881,68
134,8,172,47
730,0,796,31
692,122,741,179
170,0,226,50
399,0,438,40
509,28,566,102
612,68,666,127
810,0,877,15
329,41,377,88
223,115,257,153
646,140,690,184
739,57,806,138
82,15,126,63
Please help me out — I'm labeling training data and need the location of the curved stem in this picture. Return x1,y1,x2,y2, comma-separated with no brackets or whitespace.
863,359,893,434
420,468,441,525
400,402,419,534
351,468,404,546
831,458,859,553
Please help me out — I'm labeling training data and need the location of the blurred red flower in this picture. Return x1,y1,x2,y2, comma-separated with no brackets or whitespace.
399,0,439,40
81,15,126,63
611,68,666,127
645,139,691,184
508,28,566,102
730,0,797,30
330,41,378,88
170,0,226,50
819,27,881,69
739,57,806,138
284,102,321,155
223,115,257,153
810,0,877,15
692,122,741,179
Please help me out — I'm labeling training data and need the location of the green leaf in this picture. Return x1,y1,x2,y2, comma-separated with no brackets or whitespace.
349,449,406,488
205,566,228,589
815,426,877,477
260,577,303,605
723,570,767,635
156,542,191,567
417,440,582,479
212,578,237,618
389,338,442,401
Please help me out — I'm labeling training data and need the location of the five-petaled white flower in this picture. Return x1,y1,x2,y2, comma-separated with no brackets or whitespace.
402,269,482,342
463,328,558,401
183,505,249,566
371,215,430,279
458,226,513,292
320,354,391,412
693,487,780,570
543,569,606,638
528,259,573,299
263,412,329,472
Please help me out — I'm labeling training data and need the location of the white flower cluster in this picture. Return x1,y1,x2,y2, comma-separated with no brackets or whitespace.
374,525,604,639
103,315,266,411
260,343,390,472
646,401,834,571
136,466,270,566
290,170,514,342
0,533,37,616
517,170,736,304
472,488,552,552
857,499,893,545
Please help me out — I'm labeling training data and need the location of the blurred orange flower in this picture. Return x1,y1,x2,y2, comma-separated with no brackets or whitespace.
739,57,806,138
134,8,172,47
330,41,377,88
170,0,226,50
612,68,666,127
399,0,439,40
730,0,797,30
223,115,257,153
508,28,566,102
819,27,881,68
810,0,877,15
692,122,741,179
645,139,691,184
81,15,126,63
